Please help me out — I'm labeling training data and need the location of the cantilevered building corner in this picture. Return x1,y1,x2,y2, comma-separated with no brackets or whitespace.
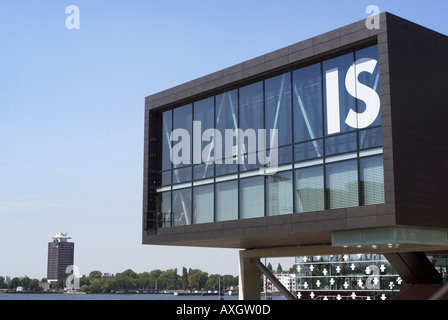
142,12,448,300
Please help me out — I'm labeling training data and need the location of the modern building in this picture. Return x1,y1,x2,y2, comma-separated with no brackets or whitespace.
47,233,75,281
294,253,404,300
264,273,296,296
143,12,448,300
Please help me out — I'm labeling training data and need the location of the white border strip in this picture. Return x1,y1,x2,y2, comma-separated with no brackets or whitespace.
193,178,214,186
215,174,238,183
156,186,171,193
359,147,383,158
294,159,324,169
172,182,192,190
325,152,357,163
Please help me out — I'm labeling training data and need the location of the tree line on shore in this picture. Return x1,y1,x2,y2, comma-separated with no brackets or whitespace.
80,268,240,293
0,267,239,294
0,263,291,293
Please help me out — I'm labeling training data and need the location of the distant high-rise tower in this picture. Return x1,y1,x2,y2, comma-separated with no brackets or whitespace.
47,233,74,281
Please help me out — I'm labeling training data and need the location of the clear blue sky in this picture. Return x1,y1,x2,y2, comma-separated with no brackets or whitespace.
1,0,447,279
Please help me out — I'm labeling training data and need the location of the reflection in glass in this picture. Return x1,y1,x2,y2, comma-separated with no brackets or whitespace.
273,146,293,165
293,63,323,143
265,73,292,147
157,191,171,227
294,140,323,162
326,160,358,209
215,160,238,176
216,90,238,174
194,97,215,177
172,188,191,226
161,170,171,186
266,171,293,216
359,127,382,150
173,166,192,184
216,180,238,222
360,155,384,205
239,82,263,171
162,110,172,171
239,152,263,172
193,163,214,180
194,97,214,134
295,166,324,213
173,104,192,168
323,53,356,135
325,132,357,156
193,184,214,224
216,90,238,137
240,176,264,219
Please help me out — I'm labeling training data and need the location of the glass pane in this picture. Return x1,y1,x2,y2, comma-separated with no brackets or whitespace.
173,166,192,184
194,97,214,165
162,110,172,171
193,184,214,224
325,132,357,156
216,180,238,222
294,140,323,162
326,160,358,209
266,171,293,216
271,145,292,165
293,63,323,142
359,127,382,150
161,170,171,186
265,73,292,147
173,104,192,168
323,52,356,136
239,151,262,172
157,191,172,227
294,166,324,213
216,90,238,166
172,188,191,226
239,81,263,171
355,45,381,128
215,160,238,176
193,163,214,180
360,155,384,205
240,176,264,219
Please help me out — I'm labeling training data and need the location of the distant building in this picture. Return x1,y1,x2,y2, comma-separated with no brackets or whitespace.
47,233,74,281
264,273,297,294
39,281,50,292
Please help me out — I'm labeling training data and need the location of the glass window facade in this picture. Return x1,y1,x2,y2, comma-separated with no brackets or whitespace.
193,184,214,224
360,155,384,205
326,159,359,209
295,165,324,213
156,45,383,227
266,171,293,216
215,180,238,222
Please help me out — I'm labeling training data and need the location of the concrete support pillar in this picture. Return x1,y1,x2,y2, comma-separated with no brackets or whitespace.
238,251,261,300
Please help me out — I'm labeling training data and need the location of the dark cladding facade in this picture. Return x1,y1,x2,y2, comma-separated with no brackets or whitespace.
143,13,448,260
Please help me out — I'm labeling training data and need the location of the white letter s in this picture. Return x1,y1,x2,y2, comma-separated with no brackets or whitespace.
345,58,380,130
